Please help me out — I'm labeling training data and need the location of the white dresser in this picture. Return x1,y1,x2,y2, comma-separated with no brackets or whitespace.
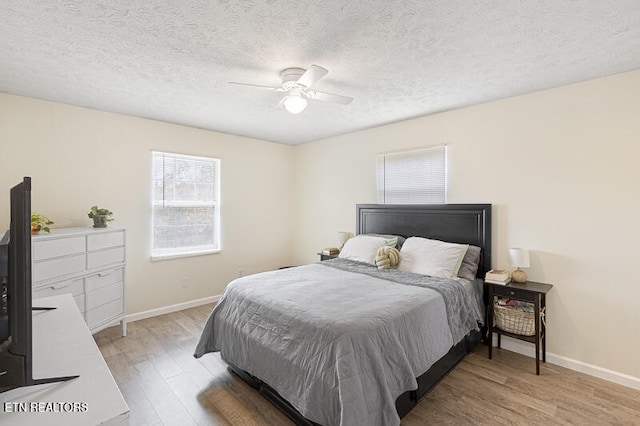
32,227,126,336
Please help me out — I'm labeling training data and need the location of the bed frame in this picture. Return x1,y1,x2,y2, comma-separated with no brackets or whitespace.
228,203,492,424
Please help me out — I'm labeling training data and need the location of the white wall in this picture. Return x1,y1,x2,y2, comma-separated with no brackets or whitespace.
292,69,640,380
0,93,294,314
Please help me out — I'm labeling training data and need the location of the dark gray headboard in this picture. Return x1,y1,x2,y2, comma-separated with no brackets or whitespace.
356,204,492,278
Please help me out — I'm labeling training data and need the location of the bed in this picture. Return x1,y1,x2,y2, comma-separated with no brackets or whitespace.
195,204,491,425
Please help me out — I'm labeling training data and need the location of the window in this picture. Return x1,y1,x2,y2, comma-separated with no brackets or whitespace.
376,145,447,204
151,151,220,259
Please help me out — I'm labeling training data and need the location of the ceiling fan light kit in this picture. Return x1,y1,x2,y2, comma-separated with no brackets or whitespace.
230,65,353,115
283,94,307,114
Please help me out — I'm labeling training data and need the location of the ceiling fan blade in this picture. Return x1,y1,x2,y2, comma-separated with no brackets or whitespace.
229,82,284,91
297,65,328,88
307,90,353,105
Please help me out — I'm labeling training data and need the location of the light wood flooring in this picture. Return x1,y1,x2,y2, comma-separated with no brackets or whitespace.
94,304,640,425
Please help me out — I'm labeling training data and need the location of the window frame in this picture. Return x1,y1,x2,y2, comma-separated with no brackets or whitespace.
150,150,221,261
376,144,448,204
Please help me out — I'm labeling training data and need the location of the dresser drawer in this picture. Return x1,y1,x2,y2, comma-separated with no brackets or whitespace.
86,268,124,292
33,236,85,261
87,298,124,328
87,231,125,251
33,254,86,282
86,281,123,311
33,277,85,312
87,247,125,270
33,277,84,297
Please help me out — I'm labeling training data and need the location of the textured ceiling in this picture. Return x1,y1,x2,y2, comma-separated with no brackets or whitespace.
1,1,639,145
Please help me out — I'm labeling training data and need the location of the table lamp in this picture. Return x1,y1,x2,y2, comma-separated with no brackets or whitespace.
509,248,530,283
337,232,351,249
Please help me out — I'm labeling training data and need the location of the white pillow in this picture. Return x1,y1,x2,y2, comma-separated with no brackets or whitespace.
338,235,393,265
398,237,469,278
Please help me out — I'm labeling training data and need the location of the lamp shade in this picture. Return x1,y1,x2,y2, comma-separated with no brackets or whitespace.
337,231,350,248
509,248,530,268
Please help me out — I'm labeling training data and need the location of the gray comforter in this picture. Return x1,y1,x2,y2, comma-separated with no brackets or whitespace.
194,259,484,426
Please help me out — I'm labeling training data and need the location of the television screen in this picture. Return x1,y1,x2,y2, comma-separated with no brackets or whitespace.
0,231,8,343
0,177,78,393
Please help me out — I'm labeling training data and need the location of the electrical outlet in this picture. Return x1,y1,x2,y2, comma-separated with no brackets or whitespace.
181,277,190,288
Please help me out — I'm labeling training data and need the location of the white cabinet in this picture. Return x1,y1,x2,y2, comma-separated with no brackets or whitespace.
32,227,126,336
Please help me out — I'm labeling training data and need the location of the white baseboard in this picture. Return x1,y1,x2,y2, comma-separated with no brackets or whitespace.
495,336,640,391
127,295,221,323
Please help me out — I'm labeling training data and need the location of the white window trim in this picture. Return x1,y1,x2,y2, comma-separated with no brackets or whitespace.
151,248,221,262
151,150,221,260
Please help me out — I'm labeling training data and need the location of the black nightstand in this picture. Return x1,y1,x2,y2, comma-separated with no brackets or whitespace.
486,280,553,375
317,252,339,261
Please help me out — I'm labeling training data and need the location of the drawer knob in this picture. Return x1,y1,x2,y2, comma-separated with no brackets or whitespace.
98,271,114,277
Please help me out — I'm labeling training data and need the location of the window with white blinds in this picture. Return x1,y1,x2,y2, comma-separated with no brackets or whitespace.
376,145,447,204
151,151,220,259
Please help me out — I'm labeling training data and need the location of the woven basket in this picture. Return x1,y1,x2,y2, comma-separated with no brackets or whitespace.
494,302,535,336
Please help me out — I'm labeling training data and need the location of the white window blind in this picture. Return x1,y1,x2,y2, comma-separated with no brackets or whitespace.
151,151,220,259
376,145,447,204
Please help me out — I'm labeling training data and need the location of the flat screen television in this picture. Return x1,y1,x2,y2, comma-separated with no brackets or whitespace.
0,177,77,393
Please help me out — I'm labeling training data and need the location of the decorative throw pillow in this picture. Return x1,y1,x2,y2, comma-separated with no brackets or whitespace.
398,237,469,278
457,245,481,280
375,246,400,270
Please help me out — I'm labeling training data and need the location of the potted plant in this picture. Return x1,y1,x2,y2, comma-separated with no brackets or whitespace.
31,213,54,234
88,206,114,228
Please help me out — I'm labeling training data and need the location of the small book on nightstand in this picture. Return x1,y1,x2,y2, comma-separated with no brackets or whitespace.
322,247,340,255
485,277,512,285
485,269,511,285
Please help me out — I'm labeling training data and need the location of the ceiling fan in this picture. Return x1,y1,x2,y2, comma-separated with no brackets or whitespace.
229,65,353,114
